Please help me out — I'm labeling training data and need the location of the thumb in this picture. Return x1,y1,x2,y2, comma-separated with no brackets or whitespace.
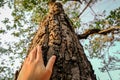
45,55,56,79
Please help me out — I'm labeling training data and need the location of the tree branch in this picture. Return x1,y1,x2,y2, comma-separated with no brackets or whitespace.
0,1,9,7
77,26,120,39
78,0,92,17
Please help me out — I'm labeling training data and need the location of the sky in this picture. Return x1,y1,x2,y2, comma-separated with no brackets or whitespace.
81,0,120,22
0,0,120,80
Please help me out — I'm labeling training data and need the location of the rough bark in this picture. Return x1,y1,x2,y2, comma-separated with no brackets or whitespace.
15,2,96,80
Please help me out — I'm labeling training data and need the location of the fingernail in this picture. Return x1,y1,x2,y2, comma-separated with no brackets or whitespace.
53,55,56,59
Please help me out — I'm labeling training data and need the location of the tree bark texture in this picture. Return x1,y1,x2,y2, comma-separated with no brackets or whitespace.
16,2,96,80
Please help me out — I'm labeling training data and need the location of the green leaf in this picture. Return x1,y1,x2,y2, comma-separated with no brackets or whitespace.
0,30,5,33
2,18,10,24
11,32,20,37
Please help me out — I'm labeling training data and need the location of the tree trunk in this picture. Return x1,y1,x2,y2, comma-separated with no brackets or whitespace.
15,2,96,80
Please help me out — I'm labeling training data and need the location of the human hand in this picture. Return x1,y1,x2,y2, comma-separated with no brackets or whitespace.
17,46,56,80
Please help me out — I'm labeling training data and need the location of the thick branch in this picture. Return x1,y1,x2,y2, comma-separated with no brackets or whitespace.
99,27,120,34
77,26,120,39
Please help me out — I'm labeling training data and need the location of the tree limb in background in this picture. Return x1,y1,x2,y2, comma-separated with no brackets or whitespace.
78,0,92,17
77,26,120,39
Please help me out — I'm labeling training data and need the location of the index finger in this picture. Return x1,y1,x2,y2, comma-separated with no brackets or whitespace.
36,45,44,64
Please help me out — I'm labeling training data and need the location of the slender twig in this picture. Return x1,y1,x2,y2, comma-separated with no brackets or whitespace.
98,77,101,80
78,0,92,17
89,6,97,16
0,1,9,7
84,0,97,16
104,63,113,80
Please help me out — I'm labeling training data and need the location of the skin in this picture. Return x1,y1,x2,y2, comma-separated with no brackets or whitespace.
17,46,56,80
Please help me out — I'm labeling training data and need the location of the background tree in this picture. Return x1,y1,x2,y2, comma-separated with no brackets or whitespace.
0,0,120,80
